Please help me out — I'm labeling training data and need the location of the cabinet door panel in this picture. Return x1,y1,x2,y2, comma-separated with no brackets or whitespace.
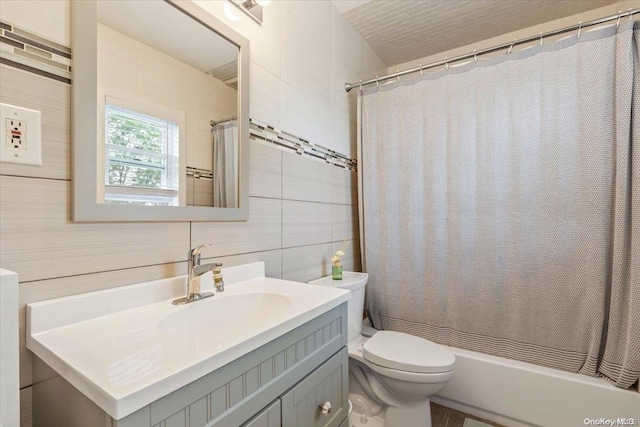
281,348,348,427
242,400,281,427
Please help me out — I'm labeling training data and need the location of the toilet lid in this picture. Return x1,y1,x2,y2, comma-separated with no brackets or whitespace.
363,331,455,373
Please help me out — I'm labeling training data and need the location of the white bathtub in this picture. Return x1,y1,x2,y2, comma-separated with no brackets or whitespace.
432,346,640,427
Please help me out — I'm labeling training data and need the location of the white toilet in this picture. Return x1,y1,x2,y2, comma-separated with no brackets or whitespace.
309,272,455,427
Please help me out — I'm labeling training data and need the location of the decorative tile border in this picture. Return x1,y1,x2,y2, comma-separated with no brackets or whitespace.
0,20,71,84
0,20,357,170
189,118,358,177
250,118,357,172
186,166,213,179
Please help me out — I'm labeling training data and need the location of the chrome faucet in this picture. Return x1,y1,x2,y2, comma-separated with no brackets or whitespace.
172,244,225,305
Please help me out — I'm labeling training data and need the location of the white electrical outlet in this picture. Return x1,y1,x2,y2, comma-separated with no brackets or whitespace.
0,103,42,166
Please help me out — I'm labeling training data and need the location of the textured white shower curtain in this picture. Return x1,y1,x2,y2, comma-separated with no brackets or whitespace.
212,121,238,208
359,21,639,388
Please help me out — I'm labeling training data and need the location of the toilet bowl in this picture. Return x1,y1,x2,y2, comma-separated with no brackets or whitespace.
309,272,455,427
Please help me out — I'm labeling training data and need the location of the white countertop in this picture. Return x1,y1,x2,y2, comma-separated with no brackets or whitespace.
26,262,349,419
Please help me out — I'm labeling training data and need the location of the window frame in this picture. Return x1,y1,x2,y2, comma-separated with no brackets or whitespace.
97,87,187,207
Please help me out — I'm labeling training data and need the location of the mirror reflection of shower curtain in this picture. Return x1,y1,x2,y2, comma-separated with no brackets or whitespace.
212,121,238,208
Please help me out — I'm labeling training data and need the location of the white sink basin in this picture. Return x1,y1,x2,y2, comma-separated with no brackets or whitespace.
160,293,290,336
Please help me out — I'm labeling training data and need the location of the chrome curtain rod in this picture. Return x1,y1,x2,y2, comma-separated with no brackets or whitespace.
210,116,237,126
345,8,639,92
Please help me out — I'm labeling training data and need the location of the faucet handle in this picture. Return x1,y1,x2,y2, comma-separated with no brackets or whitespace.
189,244,212,261
212,263,222,274
213,263,224,292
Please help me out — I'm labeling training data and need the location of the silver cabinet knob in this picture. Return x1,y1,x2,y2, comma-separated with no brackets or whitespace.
320,401,332,416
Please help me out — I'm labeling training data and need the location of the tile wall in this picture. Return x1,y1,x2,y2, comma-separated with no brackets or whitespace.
0,1,387,425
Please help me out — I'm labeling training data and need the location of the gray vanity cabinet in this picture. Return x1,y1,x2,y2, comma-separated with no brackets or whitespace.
241,400,281,427
280,347,348,427
32,303,349,427
240,346,348,427
240,347,348,427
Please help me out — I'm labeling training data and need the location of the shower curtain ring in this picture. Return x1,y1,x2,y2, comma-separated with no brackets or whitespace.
419,65,424,76
507,39,516,55
629,9,633,20
375,77,379,88
396,71,401,82
359,80,363,91
539,33,543,47
616,11,622,28
445,57,449,71
474,50,478,63
577,21,582,38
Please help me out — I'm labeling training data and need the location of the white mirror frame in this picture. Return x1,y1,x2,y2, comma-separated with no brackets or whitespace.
72,0,250,222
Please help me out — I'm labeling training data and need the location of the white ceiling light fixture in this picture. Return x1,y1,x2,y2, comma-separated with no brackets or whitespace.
230,0,268,25
224,1,241,22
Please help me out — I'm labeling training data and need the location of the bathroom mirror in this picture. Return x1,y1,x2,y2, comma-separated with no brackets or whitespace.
72,0,249,221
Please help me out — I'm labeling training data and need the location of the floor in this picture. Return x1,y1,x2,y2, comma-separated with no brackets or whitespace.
431,403,507,427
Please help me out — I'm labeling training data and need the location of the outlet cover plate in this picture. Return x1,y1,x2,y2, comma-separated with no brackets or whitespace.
0,103,42,165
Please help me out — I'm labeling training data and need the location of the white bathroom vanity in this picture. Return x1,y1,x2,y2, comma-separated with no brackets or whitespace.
26,262,350,427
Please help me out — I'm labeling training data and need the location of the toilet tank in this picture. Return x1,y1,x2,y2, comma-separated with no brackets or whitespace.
309,272,368,342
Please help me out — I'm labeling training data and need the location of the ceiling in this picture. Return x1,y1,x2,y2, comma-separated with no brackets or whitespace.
334,0,617,67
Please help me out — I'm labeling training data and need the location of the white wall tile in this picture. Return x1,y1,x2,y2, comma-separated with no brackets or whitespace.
186,127,214,171
200,249,282,279
248,0,283,78
193,178,214,207
282,200,332,248
97,50,137,94
186,176,195,206
191,197,282,256
192,74,237,117
331,111,356,158
282,243,333,283
281,0,333,99
332,167,357,206
250,141,282,199
332,9,366,84
281,82,332,146
250,61,281,128
332,8,366,120
97,24,138,63
332,204,359,242
282,152,332,203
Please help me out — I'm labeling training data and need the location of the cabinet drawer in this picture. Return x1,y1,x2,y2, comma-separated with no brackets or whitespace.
241,400,281,427
280,347,348,427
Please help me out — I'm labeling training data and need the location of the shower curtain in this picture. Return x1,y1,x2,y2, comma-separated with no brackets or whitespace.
359,21,639,388
212,121,238,208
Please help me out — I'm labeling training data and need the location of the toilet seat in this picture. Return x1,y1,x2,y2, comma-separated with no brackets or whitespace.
352,353,455,384
363,331,455,374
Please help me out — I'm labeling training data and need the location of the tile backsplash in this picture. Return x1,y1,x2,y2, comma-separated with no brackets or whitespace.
0,2,385,426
